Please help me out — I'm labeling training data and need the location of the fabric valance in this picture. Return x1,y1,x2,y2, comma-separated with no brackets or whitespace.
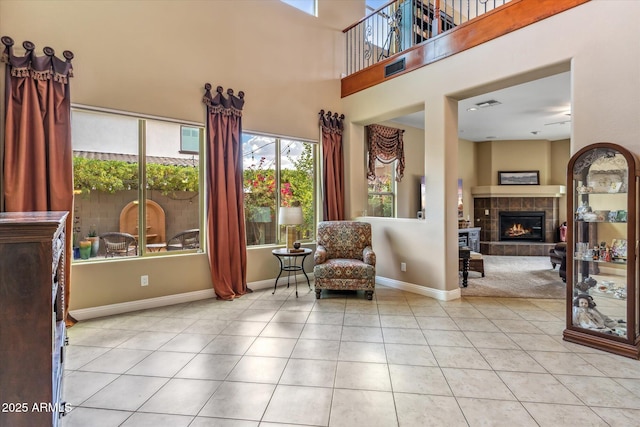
366,124,405,182
1,37,74,84
203,84,244,116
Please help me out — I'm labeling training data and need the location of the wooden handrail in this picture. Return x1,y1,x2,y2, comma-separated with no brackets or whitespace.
341,0,590,98
343,0,399,33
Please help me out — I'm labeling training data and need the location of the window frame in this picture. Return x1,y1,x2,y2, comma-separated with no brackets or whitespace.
180,125,201,154
367,157,397,217
242,130,318,247
71,105,205,261
280,0,317,16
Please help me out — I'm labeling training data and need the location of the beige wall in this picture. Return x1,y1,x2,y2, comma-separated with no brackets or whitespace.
0,0,363,311
342,1,640,294
476,140,551,185
2,1,638,308
0,0,361,137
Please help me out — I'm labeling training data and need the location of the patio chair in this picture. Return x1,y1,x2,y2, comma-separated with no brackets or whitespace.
166,228,200,251
100,232,138,257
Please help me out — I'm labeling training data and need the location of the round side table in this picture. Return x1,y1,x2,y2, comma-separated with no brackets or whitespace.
271,248,312,297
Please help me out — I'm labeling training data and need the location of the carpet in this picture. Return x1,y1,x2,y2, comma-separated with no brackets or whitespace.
461,255,566,299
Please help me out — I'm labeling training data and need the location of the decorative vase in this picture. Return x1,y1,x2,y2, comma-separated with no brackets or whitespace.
87,236,100,257
79,241,91,260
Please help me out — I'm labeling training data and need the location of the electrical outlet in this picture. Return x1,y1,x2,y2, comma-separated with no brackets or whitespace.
141,275,149,286
485,209,489,215
400,262,406,272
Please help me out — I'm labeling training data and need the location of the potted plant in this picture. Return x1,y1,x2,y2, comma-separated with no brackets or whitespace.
87,224,100,257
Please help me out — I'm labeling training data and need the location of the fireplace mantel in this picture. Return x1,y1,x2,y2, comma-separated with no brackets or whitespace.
471,185,566,198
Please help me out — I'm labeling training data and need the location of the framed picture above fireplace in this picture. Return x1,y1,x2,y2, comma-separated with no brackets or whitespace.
498,170,540,185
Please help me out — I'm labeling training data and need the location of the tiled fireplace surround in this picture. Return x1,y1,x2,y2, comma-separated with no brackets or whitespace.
473,196,559,256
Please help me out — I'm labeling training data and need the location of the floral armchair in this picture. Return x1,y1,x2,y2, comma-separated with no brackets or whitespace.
313,221,376,300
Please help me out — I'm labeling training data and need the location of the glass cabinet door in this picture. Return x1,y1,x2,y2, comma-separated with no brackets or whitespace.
565,143,639,359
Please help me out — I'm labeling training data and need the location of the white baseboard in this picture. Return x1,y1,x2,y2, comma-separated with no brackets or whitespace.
375,276,461,301
69,289,216,321
71,273,455,321
70,273,315,321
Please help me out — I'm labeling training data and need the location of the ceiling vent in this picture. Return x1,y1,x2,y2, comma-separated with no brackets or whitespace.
474,99,502,108
384,58,405,78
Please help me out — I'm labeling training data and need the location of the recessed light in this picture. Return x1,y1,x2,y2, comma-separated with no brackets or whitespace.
531,131,540,135
467,107,478,112
486,136,497,139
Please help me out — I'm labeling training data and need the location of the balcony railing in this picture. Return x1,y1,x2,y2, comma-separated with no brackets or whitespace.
344,0,511,76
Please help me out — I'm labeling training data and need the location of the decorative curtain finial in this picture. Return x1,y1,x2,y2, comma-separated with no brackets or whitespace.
2,36,74,83
319,109,344,135
203,84,245,116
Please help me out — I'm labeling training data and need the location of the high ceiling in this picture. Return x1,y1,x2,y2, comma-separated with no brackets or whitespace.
390,72,571,142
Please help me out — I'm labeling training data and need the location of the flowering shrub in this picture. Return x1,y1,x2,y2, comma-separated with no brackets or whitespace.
243,150,314,245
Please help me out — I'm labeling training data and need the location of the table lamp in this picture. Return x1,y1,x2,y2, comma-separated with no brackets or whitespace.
279,206,303,251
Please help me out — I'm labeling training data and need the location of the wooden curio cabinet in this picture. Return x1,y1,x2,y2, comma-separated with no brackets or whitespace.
0,211,68,426
564,143,640,358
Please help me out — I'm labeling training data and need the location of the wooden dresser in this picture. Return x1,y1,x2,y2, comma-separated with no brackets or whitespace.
0,211,68,426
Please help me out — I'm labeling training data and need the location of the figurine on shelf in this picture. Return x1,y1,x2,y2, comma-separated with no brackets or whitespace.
575,277,597,292
572,294,625,334
575,201,592,220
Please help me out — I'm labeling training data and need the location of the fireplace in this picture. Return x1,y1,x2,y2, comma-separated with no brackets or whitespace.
499,211,545,242
473,195,559,255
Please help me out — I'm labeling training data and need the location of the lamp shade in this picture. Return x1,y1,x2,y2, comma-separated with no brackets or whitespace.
279,206,303,225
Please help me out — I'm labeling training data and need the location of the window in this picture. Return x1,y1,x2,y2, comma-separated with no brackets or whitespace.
281,0,316,16
242,132,316,246
72,108,202,261
181,126,201,153
367,158,395,217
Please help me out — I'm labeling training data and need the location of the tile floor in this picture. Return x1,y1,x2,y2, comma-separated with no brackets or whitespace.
63,284,640,427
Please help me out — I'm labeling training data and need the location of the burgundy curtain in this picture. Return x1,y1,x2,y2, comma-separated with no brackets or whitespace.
319,110,345,221
1,37,75,324
366,124,405,182
202,84,249,300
